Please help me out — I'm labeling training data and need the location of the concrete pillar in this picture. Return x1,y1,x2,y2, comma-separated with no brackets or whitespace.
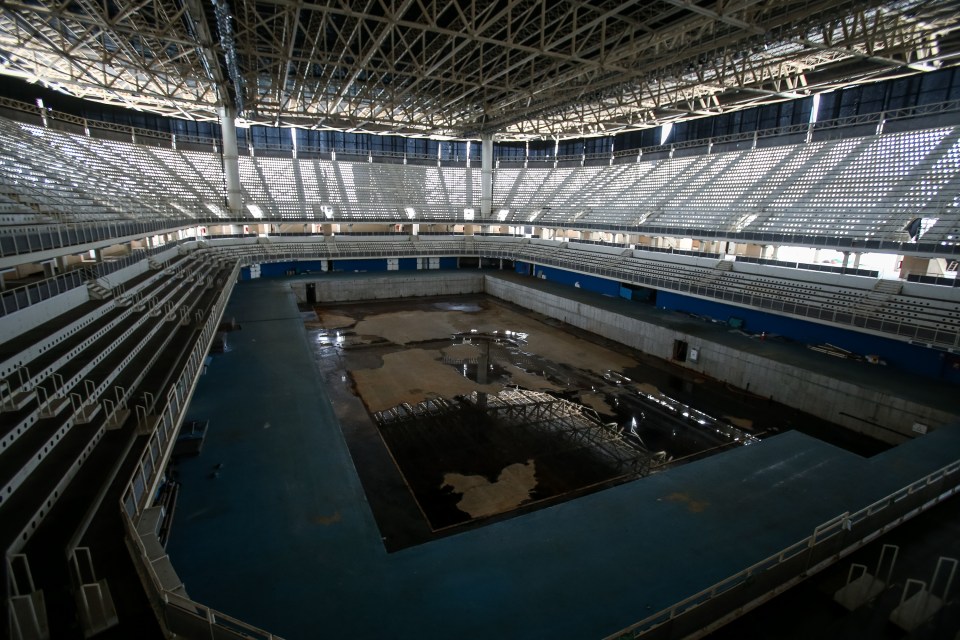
219,106,244,215
853,252,862,269
480,134,493,219
739,244,759,258
841,251,851,269
899,256,938,277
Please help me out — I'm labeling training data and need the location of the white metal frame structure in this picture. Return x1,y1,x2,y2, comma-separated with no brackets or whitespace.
1,1,959,138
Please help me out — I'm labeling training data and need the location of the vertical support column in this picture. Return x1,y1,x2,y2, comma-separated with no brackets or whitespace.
219,106,244,215
480,134,493,219
853,252,862,269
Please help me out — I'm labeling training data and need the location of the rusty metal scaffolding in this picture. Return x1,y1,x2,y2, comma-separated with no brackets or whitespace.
375,388,658,477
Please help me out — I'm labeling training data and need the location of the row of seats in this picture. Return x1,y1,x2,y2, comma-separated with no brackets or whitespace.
516,242,960,346
0,246,236,634
0,117,224,221
0,252,211,516
3,112,958,246
492,126,960,244
0,251,228,556
200,237,960,348
239,157,482,220
0,226,954,633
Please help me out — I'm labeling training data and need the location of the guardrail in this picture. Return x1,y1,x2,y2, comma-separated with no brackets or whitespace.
0,220,190,259
3,94,958,159
0,269,86,317
0,243,187,317
191,239,960,348
117,261,282,639
108,248,956,640
606,458,960,639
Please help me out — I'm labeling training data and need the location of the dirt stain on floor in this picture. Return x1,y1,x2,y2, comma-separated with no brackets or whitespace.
724,416,755,431
354,310,462,345
633,382,662,396
503,363,565,392
351,348,502,412
306,312,356,330
312,511,342,526
664,492,710,513
442,460,538,518
579,391,616,416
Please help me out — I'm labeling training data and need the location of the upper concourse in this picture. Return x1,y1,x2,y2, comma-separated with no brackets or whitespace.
2,69,960,262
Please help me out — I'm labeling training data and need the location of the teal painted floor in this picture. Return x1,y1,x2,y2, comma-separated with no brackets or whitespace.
166,278,960,639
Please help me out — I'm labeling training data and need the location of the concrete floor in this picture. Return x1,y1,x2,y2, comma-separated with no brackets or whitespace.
165,275,960,640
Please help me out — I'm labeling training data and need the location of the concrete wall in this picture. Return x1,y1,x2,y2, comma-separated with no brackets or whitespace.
292,272,485,303
484,276,958,444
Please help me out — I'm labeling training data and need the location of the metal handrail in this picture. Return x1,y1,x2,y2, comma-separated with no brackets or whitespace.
117,262,279,639
2,94,958,159
607,458,960,639
188,239,960,348
0,269,88,317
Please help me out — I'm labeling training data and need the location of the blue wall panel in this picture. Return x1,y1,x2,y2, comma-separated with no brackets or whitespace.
258,260,327,278
515,261,532,276
533,265,620,296
657,291,957,381
331,258,388,272
439,257,459,270
398,258,418,271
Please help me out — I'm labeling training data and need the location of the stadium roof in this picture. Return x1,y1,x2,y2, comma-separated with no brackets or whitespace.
1,0,959,139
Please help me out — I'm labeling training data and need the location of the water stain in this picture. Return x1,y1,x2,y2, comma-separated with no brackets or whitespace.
664,492,709,513
724,416,755,431
313,511,342,526
442,460,538,519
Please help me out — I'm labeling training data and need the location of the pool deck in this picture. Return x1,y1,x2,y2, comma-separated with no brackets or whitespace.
166,276,960,640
